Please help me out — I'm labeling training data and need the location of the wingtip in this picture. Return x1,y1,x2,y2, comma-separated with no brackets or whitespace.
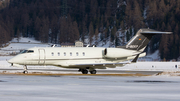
167,32,173,34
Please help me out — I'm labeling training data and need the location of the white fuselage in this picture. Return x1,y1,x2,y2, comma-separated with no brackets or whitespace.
8,47,143,69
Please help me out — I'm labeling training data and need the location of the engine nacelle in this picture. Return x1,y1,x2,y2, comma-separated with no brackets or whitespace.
103,48,133,59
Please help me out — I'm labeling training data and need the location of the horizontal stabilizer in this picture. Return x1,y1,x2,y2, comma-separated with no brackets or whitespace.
140,29,172,34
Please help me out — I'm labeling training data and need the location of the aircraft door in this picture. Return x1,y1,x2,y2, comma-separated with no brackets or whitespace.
39,49,45,64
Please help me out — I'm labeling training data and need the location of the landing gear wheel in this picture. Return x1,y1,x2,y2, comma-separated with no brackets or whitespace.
82,69,88,74
23,65,28,74
90,70,97,74
23,71,28,74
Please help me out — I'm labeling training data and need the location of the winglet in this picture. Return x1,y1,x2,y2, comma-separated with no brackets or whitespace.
131,54,140,62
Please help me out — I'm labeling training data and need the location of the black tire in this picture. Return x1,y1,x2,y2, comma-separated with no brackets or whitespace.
23,71,28,74
23,71,26,74
90,70,97,74
82,69,88,74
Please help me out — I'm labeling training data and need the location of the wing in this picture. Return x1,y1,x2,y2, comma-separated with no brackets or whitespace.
69,54,140,68
69,61,131,68
53,61,130,69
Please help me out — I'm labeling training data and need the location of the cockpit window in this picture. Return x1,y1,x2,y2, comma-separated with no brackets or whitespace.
20,50,28,54
20,50,34,54
27,50,34,53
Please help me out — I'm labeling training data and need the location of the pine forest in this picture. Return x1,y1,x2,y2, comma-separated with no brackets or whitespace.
0,0,180,60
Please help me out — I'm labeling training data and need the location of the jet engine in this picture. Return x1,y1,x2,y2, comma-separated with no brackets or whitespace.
103,48,134,59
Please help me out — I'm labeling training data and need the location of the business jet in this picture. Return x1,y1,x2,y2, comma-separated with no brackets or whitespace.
8,28,171,74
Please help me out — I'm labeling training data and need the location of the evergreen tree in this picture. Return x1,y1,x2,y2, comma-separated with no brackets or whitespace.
89,22,94,45
1,0,180,60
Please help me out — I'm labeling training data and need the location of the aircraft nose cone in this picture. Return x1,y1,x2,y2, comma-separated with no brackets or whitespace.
8,58,13,63
8,58,16,64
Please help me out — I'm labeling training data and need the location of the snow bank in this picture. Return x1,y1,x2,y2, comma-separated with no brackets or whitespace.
11,37,41,43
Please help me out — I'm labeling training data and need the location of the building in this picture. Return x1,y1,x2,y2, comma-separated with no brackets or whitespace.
61,42,75,47
75,41,83,47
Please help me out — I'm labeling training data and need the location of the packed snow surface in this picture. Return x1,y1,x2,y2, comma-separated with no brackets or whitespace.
0,75,180,101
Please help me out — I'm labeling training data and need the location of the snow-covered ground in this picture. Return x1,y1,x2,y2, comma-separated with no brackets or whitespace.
140,50,161,61
0,75,180,101
0,37,50,56
11,37,42,43
120,62,180,71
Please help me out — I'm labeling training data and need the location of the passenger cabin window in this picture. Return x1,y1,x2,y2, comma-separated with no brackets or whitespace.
58,52,60,56
70,52,72,56
83,52,85,56
52,52,54,56
76,52,78,56
64,52,66,56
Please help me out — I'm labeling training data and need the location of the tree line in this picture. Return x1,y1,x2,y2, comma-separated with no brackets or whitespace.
0,0,180,60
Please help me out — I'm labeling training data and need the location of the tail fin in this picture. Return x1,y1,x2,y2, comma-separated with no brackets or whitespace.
119,28,172,51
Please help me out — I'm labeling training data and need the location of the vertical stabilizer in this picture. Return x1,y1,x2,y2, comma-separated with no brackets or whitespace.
122,28,172,51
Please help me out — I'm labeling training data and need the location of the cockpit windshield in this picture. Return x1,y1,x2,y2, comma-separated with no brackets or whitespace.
20,50,34,54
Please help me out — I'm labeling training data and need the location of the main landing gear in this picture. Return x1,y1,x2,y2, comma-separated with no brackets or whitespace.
23,65,28,74
78,68,97,74
90,70,97,74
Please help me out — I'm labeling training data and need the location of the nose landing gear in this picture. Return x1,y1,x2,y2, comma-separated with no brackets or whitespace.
23,65,28,74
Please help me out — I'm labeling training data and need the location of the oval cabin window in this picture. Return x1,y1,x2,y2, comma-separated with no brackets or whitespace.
83,52,85,56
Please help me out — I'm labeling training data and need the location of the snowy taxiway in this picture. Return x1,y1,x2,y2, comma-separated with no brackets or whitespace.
0,75,180,101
